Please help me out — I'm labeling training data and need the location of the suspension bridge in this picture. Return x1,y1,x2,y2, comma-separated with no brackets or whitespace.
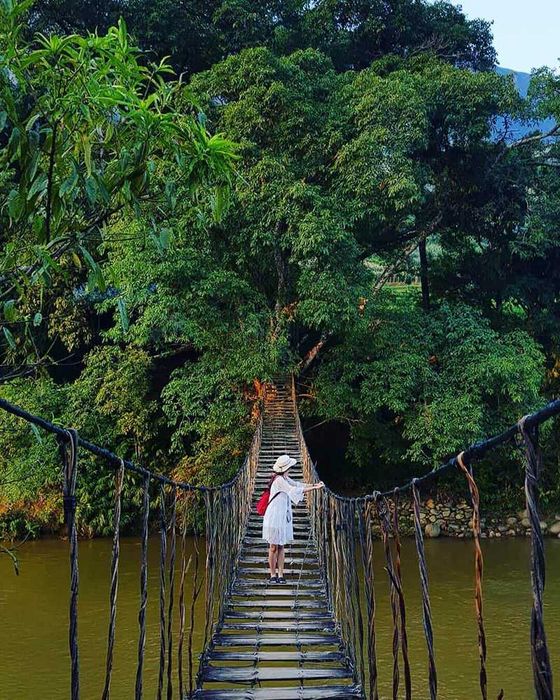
0,377,558,700
195,382,361,699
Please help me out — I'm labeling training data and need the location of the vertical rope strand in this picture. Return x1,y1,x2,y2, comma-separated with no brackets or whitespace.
518,418,554,700
157,485,168,700
165,487,177,700
392,490,412,700
412,479,437,700
59,428,80,700
189,528,202,698
349,500,366,692
376,495,400,700
134,474,150,700
358,499,379,700
457,452,488,700
101,460,124,700
203,489,215,652
177,496,192,700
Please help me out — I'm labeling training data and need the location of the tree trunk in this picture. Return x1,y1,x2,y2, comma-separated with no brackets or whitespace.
419,238,430,311
270,220,290,339
299,332,329,374
371,215,442,295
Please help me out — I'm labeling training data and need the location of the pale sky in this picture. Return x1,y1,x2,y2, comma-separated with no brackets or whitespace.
452,0,560,72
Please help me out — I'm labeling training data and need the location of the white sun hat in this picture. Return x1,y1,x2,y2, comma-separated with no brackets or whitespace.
272,454,297,473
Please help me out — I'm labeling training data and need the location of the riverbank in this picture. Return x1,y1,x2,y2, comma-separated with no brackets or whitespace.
3,497,560,542
393,497,560,539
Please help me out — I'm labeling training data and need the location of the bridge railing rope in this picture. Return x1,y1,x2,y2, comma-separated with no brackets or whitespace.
0,396,263,700
292,376,559,700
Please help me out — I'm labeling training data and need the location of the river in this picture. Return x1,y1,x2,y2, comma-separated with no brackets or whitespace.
1,536,559,699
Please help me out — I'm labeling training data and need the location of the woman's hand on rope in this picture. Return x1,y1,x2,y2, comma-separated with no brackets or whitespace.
302,481,324,493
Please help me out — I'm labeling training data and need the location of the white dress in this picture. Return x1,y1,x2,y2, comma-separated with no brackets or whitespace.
262,475,306,545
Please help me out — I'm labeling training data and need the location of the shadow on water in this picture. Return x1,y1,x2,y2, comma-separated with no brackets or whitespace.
1,536,559,699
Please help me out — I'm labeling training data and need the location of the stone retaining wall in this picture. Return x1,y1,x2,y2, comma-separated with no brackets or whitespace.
389,498,560,539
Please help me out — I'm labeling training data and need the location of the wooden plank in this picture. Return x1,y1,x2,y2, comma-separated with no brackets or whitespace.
232,587,324,596
211,633,341,646
221,620,335,631
207,650,344,663
258,448,301,451
231,591,320,600
201,666,351,682
239,556,319,565
229,600,326,609
233,577,323,588
240,551,315,560
193,686,362,699
236,566,317,575
237,567,317,577
225,609,330,620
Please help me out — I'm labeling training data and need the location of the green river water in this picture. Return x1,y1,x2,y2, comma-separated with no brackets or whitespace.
1,536,559,699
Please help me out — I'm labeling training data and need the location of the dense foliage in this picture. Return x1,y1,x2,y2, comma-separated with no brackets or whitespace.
1,0,559,536
28,0,496,74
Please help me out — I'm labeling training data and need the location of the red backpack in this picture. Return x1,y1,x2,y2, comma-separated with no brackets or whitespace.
256,475,281,515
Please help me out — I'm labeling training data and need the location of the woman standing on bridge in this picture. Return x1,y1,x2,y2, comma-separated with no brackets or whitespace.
263,454,324,584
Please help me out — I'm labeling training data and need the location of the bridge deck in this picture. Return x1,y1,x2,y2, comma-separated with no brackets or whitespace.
194,383,362,699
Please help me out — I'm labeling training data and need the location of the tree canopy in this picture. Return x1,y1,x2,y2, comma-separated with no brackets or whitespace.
0,2,237,374
1,0,559,535
29,0,496,74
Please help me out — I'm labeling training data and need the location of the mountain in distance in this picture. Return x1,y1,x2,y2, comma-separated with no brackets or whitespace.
496,66,555,139
496,67,533,95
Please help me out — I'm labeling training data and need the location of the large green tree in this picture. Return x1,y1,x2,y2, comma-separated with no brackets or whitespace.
28,0,496,74
184,47,551,491
2,0,560,537
0,1,237,376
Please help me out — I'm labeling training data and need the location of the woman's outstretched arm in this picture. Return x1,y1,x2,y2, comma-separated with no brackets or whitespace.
302,481,324,492
284,476,324,493
278,477,324,504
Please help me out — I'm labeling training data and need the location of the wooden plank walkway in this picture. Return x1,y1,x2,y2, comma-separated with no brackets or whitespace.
193,382,362,699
